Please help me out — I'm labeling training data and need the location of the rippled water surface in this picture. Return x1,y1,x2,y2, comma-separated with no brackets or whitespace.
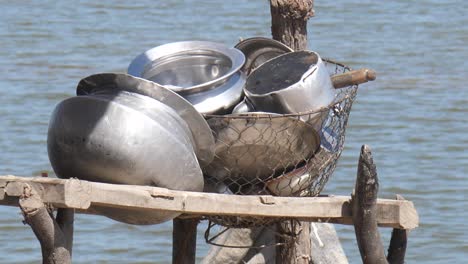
1,0,467,263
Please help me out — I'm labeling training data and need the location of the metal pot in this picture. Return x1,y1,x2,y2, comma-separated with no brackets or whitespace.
241,51,335,130
48,90,206,225
204,113,320,183
234,37,293,75
128,41,246,115
76,73,215,167
48,91,204,191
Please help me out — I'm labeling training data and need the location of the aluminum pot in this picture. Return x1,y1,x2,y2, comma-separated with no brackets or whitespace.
240,51,335,130
76,73,215,167
204,113,320,183
128,41,246,115
48,91,203,190
234,37,293,75
47,91,204,224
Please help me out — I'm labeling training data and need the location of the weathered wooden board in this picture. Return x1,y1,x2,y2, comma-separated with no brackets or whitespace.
0,175,419,229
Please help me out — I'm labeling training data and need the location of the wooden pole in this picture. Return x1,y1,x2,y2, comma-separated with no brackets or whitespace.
276,221,311,264
386,195,409,264
270,1,314,263
172,218,198,264
56,208,75,256
352,145,388,264
270,0,314,51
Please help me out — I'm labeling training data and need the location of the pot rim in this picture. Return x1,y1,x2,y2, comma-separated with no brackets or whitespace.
244,50,321,97
127,41,245,94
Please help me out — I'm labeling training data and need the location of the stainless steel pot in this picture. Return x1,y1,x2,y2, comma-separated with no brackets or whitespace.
128,41,246,115
241,51,336,130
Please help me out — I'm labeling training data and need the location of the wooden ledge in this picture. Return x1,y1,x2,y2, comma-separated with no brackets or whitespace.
0,175,418,229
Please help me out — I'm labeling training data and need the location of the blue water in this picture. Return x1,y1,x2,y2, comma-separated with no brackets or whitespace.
1,0,467,263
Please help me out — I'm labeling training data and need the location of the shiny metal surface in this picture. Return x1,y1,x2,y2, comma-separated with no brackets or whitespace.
204,113,320,182
266,147,333,196
127,41,246,114
244,51,336,130
231,98,254,114
182,71,246,115
47,92,204,192
235,37,293,75
77,73,215,167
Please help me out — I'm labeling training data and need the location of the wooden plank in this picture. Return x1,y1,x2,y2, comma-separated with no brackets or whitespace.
0,176,419,229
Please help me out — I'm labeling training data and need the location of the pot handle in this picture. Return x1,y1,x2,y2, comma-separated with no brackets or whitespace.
331,68,376,89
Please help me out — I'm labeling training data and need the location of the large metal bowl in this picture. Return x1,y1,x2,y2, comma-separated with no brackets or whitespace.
204,113,321,184
48,91,203,191
128,41,246,114
76,73,215,167
47,91,205,224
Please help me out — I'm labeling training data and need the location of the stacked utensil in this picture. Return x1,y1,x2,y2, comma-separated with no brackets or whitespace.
47,38,375,224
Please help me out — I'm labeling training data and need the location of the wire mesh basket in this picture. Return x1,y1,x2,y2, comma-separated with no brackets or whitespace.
202,58,358,228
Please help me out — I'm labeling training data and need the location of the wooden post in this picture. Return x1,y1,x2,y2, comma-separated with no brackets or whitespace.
270,0,314,51
386,195,409,264
172,218,198,264
56,208,75,256
352,145,388,264
270,1,314,263
276,221,311,264
19,184,73,264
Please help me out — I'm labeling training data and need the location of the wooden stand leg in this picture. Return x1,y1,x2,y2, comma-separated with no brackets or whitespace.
19,184,73,264
56,208,75,256
387,195,408,264
352,145,388,264
172,218,198,264
270,0,315,51
276,221,311,264
270,1,315,263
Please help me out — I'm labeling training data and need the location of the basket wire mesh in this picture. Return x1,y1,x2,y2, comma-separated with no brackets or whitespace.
202,58,358,229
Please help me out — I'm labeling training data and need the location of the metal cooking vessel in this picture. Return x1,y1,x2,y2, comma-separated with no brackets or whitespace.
48,91,206,225
204,113,320,182
128,41,246,115
48,91,204,191
235,37,293,75
76,73,215,167
243,51,336,130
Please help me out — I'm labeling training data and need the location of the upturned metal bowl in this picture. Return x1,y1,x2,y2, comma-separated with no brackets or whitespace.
76,73,215,167
48,91,204,191
128,41,246,114
47,90,205,224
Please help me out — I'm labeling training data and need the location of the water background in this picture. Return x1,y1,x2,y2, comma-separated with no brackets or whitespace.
1,0,467,263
